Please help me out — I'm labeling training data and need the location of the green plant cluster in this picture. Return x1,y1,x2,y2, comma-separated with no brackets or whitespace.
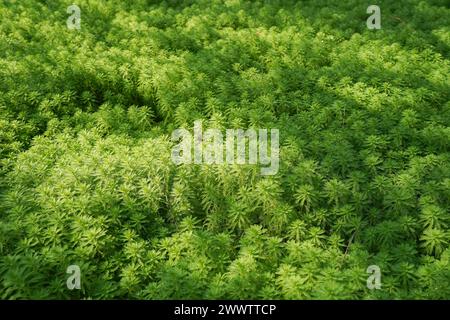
0,0,449,299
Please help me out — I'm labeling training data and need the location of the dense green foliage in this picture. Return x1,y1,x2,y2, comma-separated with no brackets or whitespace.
0,0,449,299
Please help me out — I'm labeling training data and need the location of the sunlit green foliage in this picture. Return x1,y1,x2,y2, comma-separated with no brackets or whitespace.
0,0,449,299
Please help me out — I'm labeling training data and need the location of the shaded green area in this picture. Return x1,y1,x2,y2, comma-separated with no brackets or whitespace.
0,0,449,299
